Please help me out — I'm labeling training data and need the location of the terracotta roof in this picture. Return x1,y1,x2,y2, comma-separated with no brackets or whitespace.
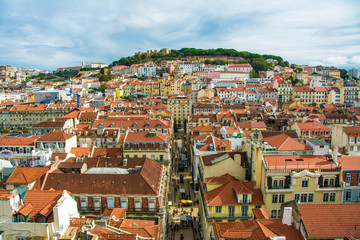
252,208,269,219
79,111,98,119
14,190,64,222
0,135,41,146
118,219,160,239
102,207,127,221
263,134,312,151
204,179,263,206
343,126,360,137
124,132,167,143
205,173,238,185
37,130,75,141
70,147,92,157
235,121,267,129
263,155,338,170
42,159,162,195
7,166,50,185
338,156,360,171
294,121,330,131
213,219,302,240
201,152,248,167
298,203,360,239
89,225,137,240
32,120,66,128
92,148,123,158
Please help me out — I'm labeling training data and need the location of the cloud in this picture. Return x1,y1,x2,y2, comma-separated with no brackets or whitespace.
0,0,360,70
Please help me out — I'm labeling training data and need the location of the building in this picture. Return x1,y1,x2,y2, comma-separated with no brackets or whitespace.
0,189,79,240
35,130,77,153
122,131,170,163
338,156,360,203
348,68,359,79
0,134,42,166
290,121,331,142
332,125,360,155
273,79,292,103
283,201,360,239
168,94,192,127
199,174,264,239
40,158,168,232
34,90,71,104
261,155,341,218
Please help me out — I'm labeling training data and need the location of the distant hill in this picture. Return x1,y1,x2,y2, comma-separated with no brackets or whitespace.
111,48,289,72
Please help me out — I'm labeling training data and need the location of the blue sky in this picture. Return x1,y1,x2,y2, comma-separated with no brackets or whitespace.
1,0,360,70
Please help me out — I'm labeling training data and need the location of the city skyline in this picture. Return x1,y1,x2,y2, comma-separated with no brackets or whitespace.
1,0,360,70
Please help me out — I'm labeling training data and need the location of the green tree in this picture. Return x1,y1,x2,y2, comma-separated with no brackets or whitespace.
3,128,10,133
12,128,20,133
23,128,29,133
98,83,108,92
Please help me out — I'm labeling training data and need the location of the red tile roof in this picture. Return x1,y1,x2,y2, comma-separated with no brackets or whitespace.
263,134,312,151
298,203,360,239
204,179,263,206
338,156,360,171
37,130,75,141
7,166,50,185
14,190,64,222
343,126,360,137
0,135,41,146
263,155,337,170
124,132,167,143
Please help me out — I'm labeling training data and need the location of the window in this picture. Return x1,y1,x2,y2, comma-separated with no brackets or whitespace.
148,198,155,210
242,194,248,204
215,206,222,213
324,179,329,187
308,193,314,202
142,143,146,148
142,155,146,158
107,197,114,208
151,143,155,148
330,193,336,202
151,155,155,160
94,197,101,209
346,173,351,186
80,197,88,208
273,180,278,188
228,206,235,217
279,179,284,188
329,178,335,186
279,194,285,203
160,155,164,162
345,190,352,201
134,154,138,158
350,137,355,143
271,209,278,218
135,198,142,210
241,206,248,217
302,178,309,187
295,194,300,203
121,198,128,208
323,193,329,202
272,194,278,203
301,193,308,203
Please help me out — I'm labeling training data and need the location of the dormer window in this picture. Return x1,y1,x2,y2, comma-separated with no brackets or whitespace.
242,194,248,204
110,123,114,127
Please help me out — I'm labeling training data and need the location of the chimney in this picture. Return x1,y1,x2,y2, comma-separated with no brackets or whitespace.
234,154,241,165
282,207,292,226
123,158,127,167
333,147,338,164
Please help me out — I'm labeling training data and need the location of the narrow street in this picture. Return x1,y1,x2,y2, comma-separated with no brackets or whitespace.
166,130,201,240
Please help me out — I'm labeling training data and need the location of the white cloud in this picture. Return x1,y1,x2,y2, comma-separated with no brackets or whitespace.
0,0,360,70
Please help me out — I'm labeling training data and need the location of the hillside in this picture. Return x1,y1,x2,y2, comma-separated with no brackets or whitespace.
111,48,289,72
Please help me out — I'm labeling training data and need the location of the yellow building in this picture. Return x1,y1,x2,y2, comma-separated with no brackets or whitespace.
199,174,264,239
273,79,293,103
122,131,171,163
292,86,329,104
167,94,192,127
261,155,342,218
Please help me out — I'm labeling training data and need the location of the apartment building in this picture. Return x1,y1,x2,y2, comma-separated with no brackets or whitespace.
168,94,192,127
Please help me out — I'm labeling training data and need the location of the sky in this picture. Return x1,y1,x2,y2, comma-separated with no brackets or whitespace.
1,0,360,71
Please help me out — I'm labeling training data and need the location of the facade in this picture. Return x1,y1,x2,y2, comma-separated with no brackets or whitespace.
332,125,360,155
273,80,292,103
339,156,360,203
35,130,77,153
261,155,342,218
199,174,264,239
168,94,192,127
122,131,171,163
0,189,79,240
290,121,331,142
